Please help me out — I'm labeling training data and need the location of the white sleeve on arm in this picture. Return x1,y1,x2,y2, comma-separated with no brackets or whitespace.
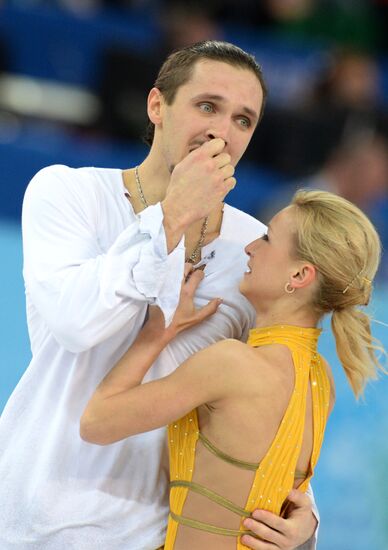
296,484,319,550
22,165,185,353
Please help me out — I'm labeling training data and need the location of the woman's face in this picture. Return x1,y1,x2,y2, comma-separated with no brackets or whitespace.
240,206,298,306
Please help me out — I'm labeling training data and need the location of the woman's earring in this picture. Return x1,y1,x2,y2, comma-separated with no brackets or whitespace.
285,282,295,294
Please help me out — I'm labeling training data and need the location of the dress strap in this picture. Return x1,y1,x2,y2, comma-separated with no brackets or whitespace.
198,432,307,479
169,510,257,538
170,480,250,517
198,432,257,470
169,481,258,538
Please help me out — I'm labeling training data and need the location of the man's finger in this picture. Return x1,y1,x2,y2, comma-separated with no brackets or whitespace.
250,510,287,534
284,488,312,510
243,516,285,547
213,152,232,169
200,138,226,157
240,534,277,550
221,164,235,180
225,176,237,192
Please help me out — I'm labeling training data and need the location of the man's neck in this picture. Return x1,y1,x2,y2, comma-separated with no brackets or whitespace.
123,156,170,207
123,157,225,257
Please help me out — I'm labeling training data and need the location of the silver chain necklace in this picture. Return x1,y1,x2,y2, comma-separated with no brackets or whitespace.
134,166,208,264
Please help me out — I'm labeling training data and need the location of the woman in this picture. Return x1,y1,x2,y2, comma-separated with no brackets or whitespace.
81,190,384,549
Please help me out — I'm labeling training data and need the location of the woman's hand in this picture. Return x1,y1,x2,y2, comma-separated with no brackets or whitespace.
147,263,222,340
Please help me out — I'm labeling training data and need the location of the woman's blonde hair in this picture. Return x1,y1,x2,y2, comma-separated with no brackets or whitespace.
291,189,385,398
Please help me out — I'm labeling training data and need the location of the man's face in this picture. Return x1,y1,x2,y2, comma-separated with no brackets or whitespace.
155,59,264,171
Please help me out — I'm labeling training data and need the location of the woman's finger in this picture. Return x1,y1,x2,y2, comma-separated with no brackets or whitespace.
183,268,205,295
183,262,193,280
195,298,223,322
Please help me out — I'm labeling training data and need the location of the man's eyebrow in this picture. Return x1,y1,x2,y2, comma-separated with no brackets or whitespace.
191,93,225,103
191,93,259,121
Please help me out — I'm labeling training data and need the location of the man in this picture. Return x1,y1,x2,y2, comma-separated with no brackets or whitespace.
0,41,318,549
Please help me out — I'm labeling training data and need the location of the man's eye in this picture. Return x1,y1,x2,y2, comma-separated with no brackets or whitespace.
199,103,213,113
261,233,269,241
238,117,251,128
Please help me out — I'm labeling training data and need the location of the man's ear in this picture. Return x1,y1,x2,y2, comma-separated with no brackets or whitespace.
147,87,164,125
290,263,317,290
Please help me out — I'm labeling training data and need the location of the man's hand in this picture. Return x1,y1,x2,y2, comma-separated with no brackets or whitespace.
162,138,235,251
241,489,317,550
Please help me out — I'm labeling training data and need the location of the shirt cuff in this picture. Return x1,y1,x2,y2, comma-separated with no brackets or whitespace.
133,203,185,326
296,533,317,550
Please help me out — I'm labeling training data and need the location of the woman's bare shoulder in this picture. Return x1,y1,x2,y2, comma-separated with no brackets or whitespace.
201,338,262,365
202,339,291,386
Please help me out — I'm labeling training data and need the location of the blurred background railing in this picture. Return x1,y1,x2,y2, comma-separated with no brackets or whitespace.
0,2,387,548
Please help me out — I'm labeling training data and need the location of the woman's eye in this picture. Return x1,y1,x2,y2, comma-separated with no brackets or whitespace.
199,103,213,113
261,233,269,241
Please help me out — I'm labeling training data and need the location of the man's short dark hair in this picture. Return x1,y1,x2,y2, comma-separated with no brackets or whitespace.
144,40,267,146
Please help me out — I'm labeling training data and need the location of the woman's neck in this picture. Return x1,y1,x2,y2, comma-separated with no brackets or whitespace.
254,304,320,330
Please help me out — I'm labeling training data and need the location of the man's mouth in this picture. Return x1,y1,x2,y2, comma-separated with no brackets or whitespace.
189,143,204,153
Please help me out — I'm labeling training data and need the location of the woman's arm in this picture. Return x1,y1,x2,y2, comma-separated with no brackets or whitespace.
80,267,232,444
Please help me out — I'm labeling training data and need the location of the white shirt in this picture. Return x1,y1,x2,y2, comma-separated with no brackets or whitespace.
0,165,317,549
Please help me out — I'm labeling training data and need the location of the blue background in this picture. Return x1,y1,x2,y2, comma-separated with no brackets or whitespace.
2,192,388,550
0,3,387,548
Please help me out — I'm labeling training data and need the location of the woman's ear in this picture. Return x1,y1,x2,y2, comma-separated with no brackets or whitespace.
147,87,164,125
290,263,317,290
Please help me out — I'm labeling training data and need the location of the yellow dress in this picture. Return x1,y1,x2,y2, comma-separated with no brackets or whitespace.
163,325,331,549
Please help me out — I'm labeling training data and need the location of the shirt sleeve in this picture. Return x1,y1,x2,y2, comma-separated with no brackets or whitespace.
296,484,319,550
22,165,185,353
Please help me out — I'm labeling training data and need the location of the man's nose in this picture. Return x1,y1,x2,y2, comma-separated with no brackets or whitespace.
206,120,230,146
